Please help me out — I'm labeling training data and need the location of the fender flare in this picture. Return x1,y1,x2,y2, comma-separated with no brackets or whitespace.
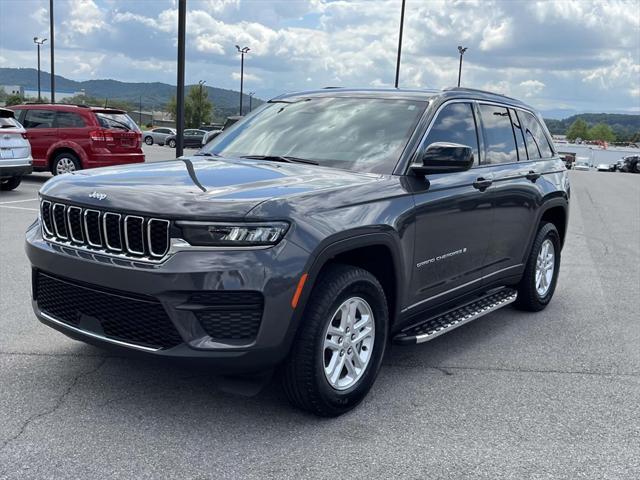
523,196,569,264
47,141,88,168
283,230,406,350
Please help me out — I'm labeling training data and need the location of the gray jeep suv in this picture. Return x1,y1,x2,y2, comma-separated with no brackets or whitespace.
27,87,569,416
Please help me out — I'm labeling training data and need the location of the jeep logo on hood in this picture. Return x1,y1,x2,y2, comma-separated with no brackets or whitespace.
89,191,107,200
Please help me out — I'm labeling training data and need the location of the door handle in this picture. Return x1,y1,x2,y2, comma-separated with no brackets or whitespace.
526,170,541,182
473,176,493,191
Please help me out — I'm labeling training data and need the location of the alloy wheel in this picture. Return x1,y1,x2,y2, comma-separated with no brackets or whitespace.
55,157,77,175
535,238,555,297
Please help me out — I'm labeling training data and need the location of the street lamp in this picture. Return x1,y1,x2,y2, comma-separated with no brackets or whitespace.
248,91,255,112
33,37,47,102
198,80,206,127
235,45,250,115
457,46,468,88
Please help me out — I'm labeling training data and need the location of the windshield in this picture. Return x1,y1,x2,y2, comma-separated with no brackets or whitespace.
202,97,427,173
96,112,140,132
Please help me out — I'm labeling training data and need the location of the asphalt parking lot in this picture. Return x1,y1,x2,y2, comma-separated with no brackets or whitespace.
1,164,639,479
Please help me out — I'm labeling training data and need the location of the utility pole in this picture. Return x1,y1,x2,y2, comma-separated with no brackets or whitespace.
236,45,250,115
49,0,55,103
176,0,186,157
139,95,142,126
457,46,468,88
395,0,406,88
248,92,255,112
33,37,47,102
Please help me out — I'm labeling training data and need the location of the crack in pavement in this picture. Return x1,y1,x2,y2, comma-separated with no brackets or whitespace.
385,362,640,378
0,357,109,453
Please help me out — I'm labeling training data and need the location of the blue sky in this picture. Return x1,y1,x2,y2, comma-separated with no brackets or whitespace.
0,0,639,114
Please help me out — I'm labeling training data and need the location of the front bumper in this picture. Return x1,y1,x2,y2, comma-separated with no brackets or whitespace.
26,221,310,373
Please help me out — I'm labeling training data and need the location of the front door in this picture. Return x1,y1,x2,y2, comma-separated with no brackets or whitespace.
408,101,494,311
21,109,57,168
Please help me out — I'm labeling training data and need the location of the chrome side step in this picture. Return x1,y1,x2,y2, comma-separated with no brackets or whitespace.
393,288,517,345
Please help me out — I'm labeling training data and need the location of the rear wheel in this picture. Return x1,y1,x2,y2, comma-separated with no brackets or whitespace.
52,152,81,175
144,136,153,145
0,176,22,191
514,222,561,312
281,264,388,417
168,139,176,148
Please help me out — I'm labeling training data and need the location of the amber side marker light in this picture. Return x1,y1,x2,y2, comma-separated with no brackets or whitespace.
291,273,308,309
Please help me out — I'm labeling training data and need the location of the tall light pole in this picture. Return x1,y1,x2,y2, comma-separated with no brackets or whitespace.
395,0,406,88
248,92,255,112
198,80,206,127
49,0,55,103
236,45,250,115
33,37,47,102
176,0,186,157
457,46,468,88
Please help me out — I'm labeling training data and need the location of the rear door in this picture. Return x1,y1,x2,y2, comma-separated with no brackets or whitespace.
55,110,91,157
475,104,552,279
21,109,57,167
409,101,494,310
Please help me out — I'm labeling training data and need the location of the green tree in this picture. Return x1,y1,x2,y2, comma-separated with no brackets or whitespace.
167,85,213,129
587,123,616,142
566,118,589,141
62,94,132,111
4,94,24,106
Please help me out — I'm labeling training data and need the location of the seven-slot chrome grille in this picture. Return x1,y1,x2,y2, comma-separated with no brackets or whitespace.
40,199,171,261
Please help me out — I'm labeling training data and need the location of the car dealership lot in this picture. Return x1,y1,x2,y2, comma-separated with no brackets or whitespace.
0,170,639,479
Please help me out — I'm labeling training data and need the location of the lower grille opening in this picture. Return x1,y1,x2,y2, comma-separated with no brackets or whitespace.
36,272,182,349
190,291,264,341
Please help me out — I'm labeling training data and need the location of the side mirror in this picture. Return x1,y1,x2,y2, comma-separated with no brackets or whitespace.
410,142,474,176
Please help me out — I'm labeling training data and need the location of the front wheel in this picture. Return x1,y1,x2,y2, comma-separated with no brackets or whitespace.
0,176,22,191
514,222,561,312
168,139,176,148
281,264,388,417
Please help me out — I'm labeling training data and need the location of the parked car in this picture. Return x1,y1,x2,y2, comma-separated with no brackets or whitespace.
10,104,143,175
557,151,575,169
142,127,176,146
27,87,569,416
619,155,640,173
0,107,32,191
201,116,244,146
165,129,207,148
596,162,615,172
573,159,591,171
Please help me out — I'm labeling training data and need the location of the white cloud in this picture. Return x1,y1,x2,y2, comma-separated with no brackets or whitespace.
519,80,545,97
231,72,262,83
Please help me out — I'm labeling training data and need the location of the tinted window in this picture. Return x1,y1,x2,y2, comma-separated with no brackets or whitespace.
56,112,85,128
157,128,170,134
479,104,517,164
509,109,527,161
423,102,479,164
520,111,553,158
96,113,139,131
205,97,427,174
23,109,55,129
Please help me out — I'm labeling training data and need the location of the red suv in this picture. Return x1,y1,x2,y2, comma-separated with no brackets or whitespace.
10,104,144,175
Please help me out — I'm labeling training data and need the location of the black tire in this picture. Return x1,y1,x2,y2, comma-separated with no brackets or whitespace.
51,152,81,176
168,139,176,148
514,222,561,312
144,136,153,145
281,264,389,417
0,176,22,191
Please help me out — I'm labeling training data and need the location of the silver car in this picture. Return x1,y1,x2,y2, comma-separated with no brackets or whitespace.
0,108,32,191
142,127,176,146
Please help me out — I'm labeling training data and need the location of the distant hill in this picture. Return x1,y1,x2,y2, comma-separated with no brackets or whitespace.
544,113,640,141
0,68,263,119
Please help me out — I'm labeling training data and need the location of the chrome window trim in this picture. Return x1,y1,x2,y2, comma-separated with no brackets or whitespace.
66,206,84,243
147,218,170,258
83,209,103,247
103,212,123,252
52,203,68,240
124,215,145,255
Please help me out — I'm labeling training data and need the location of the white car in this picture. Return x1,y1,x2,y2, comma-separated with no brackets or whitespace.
142,127,176,146
573,161,591,171
0,108,32,191
596,163,612,172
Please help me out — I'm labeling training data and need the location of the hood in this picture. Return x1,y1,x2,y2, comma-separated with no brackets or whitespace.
39,156,380,219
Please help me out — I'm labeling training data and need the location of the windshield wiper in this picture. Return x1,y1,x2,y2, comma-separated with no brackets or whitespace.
240,154,319,165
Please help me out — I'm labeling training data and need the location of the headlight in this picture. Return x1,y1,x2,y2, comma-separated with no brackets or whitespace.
177,221,289,247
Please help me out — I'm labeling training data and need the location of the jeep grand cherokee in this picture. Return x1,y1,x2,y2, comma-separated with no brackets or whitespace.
26,87,569,416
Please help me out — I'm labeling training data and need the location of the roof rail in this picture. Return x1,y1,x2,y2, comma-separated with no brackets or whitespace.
322,86,342,89
444,86,520,102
